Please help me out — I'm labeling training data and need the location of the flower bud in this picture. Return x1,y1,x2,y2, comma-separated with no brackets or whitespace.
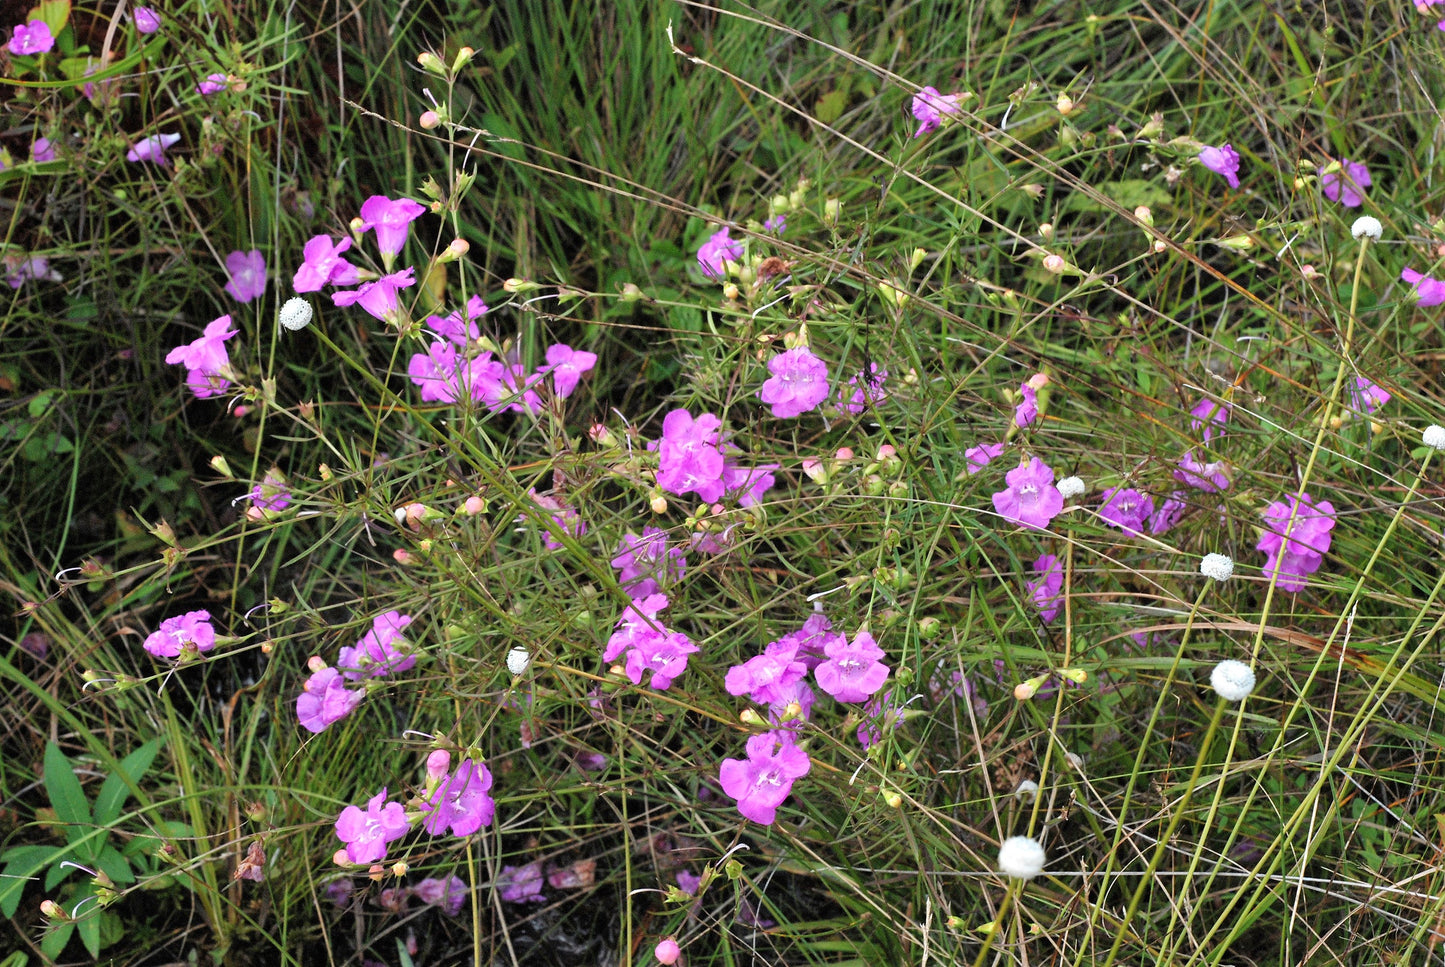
824,198,841,226
1039,222,1055,240
210,455,234,478
451,46,475,72
419,110,441,129
503,277,541,293
1042,253,1067,274
620,282,646,302
416,50,446,75
438,238,469,263
426,749,451,781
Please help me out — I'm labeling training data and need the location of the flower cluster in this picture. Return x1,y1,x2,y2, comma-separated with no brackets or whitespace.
652,409,777,506
603,593,699,690
143,610,217,660
1257,492,1336,592
297,610,417,732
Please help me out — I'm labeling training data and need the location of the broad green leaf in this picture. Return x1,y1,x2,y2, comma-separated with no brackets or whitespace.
93,737,162,828
0,845,62,918
94,844,133,885
40,921,73,962
42,743,93,860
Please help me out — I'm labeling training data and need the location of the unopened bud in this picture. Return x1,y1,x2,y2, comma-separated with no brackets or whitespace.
1042,253,1067,274
650,494,668,514
503,277,541,293
451,46,475,72
210,455,234,478
1039,222,1055,240
620,282,645,302
824,198,841,226
419,110,441,129
438,238,469,262
416,51,446,75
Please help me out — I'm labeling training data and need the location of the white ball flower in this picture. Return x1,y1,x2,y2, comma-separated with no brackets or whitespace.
279,296,314,332
1199,553,1234,582
1210,659,1256,702
506,646,531,677
997,835,1046,879
1012,779,1039,802
1424,425,1445,451
1350,216,1382,241
1056,476,1086,499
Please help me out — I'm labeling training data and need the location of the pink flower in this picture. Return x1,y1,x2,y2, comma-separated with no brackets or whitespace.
1321,159,1371,208
1351,377,1390,414
357,195,427,265
814,629,889,703
197,73,228,95
412,875,468,916
655,409,727,502
421,758,495,837
165,314,238,399
1401,267,1445,307
292,235,360,292
763,214,786,233
611,527,686,598
1257,492,1335,592
424,295,487,345
1198,143,1240,189
1148,491,1188,535
758,346,829,418
224,249,267,303
7,20,53,55
965,441,1005,474
31,137,55,163
143,610,216,659
1098,487,1154,536
697,227,742,279
334,789,410,864
543,343,598,399
337,611,415,680
247,468,290,516
1014,383,1039,428
497,862,546,903
126,132,182,165
1189,397,1229,442
331,266,416,324
722,458,777,507
604,593,697,690
718,731,811,824
1027,554,1063,623
527,489,587,549
991,457,1064,530
835,362,887,415
5,256,57,288
132,6,161,33
296,667,364,732
910,86,962,138
1174,451,1230,492
725,651,808,705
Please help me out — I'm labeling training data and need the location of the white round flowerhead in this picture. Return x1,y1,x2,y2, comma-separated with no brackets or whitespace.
1210,659,1256,702
279,296,314,332
1013,779,1039,802
1199,552,1234,582
1056,475,1086,499
506,645,531,677
1424,425,1445,451
997,835,1046,879
1350,215,1382,241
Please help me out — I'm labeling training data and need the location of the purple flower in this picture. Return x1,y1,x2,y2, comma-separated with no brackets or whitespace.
676,870,701,895
770,612,841,671
604,594,697,690
332,266,416,324
5,255,57,288
528,489,587,549
497,862,546,903
725,651,808,705
1350,377,1390,415
412,875,468,916
1401,268,1445,307
814,629,890,703
224,249,267,303
165,314,238,399
610,527,686,598
7,20,53,55
1174,451,1230,492
143,610,216,659
407,342,504,406
1189,397,1229,442
425,295,487,345
1098,487,1154,536
296,667,364,732
132,6,161,33
910,86,962,138
197,73,228,95
763,214,786,234
697,227,743,279
836,363,888,415
721,457,777,507
334,789,410,864
857,690,907,750
991,457,1064,531
126,132,182,165
1321,159,1371,208
421,757,495,837
1257,492,1336,592
292,235,360,293
247,468,290,517
655,409,727,502
337,611,415,680
1148,491,1188,535
1014,383,1039,428
357,195,427,266
543,343,598,399
718,731,811,824
1198,143,1240,189
759,346,830,418
1027,554,1063,623
31,137,55,163
965,442,1005,474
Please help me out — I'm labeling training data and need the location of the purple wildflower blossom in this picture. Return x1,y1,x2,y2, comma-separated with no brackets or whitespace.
357,195,427,265
718,731,811,824
697,227,742,279
126,132,181,165
759,346,830,418
910,86,962,137
1401,268,1445,307
337,611,416,680
331,266,416,324
1098,487,1154,536
543,343,598,399
1148,491,1188,535
655,409,727,502
1351,377,1390,415
1189,397,1229,442
763,214,786,233
1027,554,1063,623
224,249,267,303
1014,383,1039,428
991,457,1065,530
197,73,228,95
611,527,686,598
413,875,468,916
165,314,238,399
1198,143,1241,189
7,21,53,55
1257,492,1336,592
296,667,364,733
293,235,360,292
334,789,410,864
421,757,495,837
497,862,546,903
1174,451,1230,492
814,629,890,703
1321,159,1371,208
965,441,1005,474
836,363,888,414
31,137,55,163
143,610,216,659
132,7,161,34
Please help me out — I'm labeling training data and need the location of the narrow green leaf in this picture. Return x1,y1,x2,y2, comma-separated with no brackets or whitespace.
42,742,94,861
